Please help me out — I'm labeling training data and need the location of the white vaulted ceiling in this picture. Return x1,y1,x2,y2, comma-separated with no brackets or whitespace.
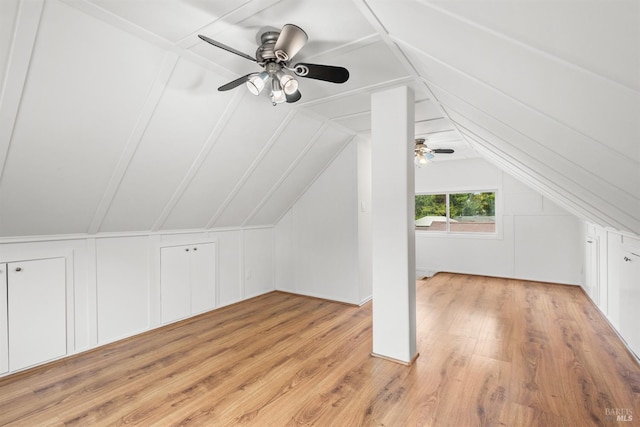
0,0,638,238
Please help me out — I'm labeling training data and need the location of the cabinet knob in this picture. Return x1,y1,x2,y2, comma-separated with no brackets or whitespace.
193,247,198,251
185,248,189,252
624,256,632,262
15,267,22,272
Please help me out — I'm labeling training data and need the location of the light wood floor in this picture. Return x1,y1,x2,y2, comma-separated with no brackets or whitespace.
0,273,638,426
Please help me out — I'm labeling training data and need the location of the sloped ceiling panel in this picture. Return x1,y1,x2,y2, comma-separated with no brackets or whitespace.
366,0,640,234
98,59,235,233
0,0,19,92
159,93,293,230
0,0,637,238
211,112,325,228
247,125,353,226
87,0,246,44
0,0,166,237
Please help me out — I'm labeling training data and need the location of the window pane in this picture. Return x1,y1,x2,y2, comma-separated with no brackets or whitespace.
415,194,447,231
448,192,495,232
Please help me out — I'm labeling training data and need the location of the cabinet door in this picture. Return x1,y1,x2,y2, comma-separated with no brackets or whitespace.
0,264,7,374
8,258,66,372
585,237,599,305
190,243,216,315
619,251,640,356
160,246,191,323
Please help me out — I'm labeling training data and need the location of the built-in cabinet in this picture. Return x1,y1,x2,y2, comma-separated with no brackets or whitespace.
0,227,275,378
582,222,640,358
160,243,216,324
0,258,66,374
584,235,599,306
619,248,640,355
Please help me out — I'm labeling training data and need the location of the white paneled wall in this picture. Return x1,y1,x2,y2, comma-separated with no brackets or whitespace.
415,158,582,284
582,223,640,358
96,236,150,343
0,226,274,376
276,140,371,305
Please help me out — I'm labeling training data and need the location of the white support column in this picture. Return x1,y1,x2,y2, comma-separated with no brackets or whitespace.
371,86,417,364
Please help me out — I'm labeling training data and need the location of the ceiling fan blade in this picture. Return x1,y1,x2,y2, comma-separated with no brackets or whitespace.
198,35,256,63
218,73,255,91
293,63,349,83
286,90,302,103
274,24,308,61
432,148,455,154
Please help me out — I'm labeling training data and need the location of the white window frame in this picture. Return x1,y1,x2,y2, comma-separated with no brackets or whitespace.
415,188,502,240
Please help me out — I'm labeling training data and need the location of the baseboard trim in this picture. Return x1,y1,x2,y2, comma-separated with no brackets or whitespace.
371,352,420,366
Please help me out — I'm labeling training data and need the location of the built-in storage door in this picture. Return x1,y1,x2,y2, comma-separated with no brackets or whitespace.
620,250,640,356
190,243,216,315
0,264,7,374
585,236,599,305
160,246,191,323
161,243,216,324
8,258,66,372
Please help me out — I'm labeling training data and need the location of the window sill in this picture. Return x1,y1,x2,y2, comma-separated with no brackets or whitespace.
415,229,503,240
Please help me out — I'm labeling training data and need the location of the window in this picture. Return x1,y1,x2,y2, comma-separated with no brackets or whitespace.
415,192,496,233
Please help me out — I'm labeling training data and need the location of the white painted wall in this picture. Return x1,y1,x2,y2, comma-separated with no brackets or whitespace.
96,236,150,343
415,158,582,285
276,141,369,304
0,226,274,376
243,228,275,299
582,222,640,358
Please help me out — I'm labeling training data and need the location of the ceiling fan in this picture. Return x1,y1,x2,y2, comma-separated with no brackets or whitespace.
198,24,349,106
414,138,454,165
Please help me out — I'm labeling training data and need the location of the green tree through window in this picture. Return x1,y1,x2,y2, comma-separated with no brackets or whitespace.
416,192,496,233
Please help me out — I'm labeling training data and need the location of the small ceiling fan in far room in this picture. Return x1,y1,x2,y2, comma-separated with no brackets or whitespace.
198,24,350,106
414,138,454,165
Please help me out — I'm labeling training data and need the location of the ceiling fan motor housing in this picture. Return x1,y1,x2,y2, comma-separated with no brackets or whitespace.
256,31,280,65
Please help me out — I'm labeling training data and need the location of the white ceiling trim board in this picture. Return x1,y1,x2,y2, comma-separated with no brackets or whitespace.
301,33,381,62
445,98,639,213
151,89,247,232
461,128,632,233
272,134,357,227
296,76,414,109
456,120,639,234
352,0,459,133
415,0,639,94
59,0,237,80
288,106,357,138
241,122,330,227
174,0,282,48
423,74,638,202
0,0,44,184
205,109,298,229
331,110,370,124
396,38,636,165
88,52,180,234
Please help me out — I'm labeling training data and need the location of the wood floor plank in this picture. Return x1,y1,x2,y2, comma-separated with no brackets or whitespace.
0,273,638,426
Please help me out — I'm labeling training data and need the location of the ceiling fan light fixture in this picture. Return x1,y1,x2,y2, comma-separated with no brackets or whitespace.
246,72,268,95
276,71,299,95
199,24,349,105
271,78,286,104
